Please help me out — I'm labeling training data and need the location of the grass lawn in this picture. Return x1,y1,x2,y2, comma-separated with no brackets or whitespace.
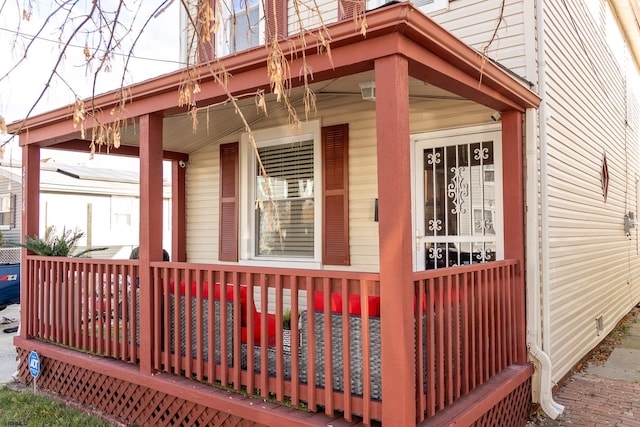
0,385,115,426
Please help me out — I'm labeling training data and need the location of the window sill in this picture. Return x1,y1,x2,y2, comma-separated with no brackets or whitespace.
238,259,321,270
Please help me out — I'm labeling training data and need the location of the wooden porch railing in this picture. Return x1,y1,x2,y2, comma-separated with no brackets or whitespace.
23,257,524,424
24,257,140,364
413,259,524,422
149,263,383,423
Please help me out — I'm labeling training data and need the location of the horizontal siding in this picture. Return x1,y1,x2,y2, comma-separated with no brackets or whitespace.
431,0,527,77
541,0,640,382
288,0,338,36
186,94,492,269
186,145,219,263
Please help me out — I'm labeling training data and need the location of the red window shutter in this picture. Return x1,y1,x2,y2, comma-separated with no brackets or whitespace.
339,0,365,20
219,142,239,262
197,0,215,62
265,0,288,41
323,124,350,265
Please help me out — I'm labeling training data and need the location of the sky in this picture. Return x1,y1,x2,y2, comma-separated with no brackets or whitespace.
0,0,182,169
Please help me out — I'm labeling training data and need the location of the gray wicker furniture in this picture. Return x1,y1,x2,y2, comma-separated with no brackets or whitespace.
165,293,285,376
169,294,235,365
299,310,382,401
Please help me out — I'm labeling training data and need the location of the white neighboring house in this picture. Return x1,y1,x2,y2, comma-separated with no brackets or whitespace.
0,161,172,259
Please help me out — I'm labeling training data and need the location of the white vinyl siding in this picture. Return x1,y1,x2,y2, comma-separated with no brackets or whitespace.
180,0,200,66
186,145,220,263
288,0,338,36
541,0,640,382
430,0,527,77
185,93,492,270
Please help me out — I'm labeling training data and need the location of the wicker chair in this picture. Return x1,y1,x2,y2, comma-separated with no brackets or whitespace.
299,310,382,401
168,294,235,366
134,290,234,366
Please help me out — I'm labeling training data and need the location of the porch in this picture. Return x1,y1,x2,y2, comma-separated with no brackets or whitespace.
10,3,540,425
15,257,529,425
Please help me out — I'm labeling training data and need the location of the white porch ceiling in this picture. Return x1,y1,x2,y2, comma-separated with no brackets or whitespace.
115,71,469,155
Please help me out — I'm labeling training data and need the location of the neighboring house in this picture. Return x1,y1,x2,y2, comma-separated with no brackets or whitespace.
6,0,640,426
0,161,172,258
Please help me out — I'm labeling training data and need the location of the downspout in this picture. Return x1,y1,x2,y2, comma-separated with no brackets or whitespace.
524,0,564,419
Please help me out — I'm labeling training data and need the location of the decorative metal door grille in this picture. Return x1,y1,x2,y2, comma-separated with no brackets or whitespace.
421,139,500,270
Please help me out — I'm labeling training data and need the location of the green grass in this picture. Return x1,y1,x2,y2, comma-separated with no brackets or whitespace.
0,386,113,426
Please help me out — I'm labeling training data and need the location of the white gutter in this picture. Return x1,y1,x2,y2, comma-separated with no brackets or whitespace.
524,0,564,419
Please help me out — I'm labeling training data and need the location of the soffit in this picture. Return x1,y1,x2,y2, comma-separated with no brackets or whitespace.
114,72,466,154
610,0,640,71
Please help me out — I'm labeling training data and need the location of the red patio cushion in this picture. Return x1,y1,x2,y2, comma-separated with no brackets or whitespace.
313,291,381,317
168,280,276,345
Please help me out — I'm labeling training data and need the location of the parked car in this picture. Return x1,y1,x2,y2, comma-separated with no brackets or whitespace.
0,263,20,311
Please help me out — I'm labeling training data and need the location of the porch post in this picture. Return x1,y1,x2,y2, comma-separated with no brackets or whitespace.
139,113,164,373
171,160,187,262
375,54,416,425
20,142,40,339
501,110,527,364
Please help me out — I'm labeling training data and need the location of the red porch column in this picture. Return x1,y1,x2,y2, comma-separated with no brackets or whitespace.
139,113,165,373
171,160,187,262
20,142,40,339
501,110,527,364
375,54,416,425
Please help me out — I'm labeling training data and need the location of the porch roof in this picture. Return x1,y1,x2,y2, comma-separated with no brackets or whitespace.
8,2,541,151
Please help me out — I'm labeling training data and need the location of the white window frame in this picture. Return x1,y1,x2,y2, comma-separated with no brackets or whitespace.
216,0,265,57
411,124,503,272
238,120,322,268
0,193,14,230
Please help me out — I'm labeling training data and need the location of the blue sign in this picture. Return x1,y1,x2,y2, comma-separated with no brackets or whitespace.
28,351,40,378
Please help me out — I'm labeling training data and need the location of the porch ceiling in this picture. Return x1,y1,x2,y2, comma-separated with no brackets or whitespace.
116,73,466,155
8,2,540,152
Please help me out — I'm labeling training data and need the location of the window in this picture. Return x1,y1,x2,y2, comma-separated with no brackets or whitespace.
239,121,322,263
255,140,315,257
0,194,15,230
111,197,134,227
217,0,263,55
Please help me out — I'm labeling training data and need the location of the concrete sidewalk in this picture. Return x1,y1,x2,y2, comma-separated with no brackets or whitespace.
0,303,20,385
532,306,640,426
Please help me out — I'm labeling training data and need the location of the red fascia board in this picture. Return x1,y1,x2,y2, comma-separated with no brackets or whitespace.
8,2,539,143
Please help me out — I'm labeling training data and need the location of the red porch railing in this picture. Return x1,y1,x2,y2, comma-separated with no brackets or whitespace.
23,257,524,424
149,263,383,423
24,257,139,364
413,259,524,422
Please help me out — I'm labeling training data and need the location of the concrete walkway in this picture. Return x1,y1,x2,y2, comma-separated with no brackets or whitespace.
533,306,640,426
0,303,19,386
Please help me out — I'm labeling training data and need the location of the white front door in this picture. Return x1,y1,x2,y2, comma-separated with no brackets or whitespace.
413,126,503,271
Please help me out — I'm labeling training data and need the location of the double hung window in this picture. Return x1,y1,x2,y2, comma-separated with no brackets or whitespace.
239,121,321,263
0,194,15,230
217,0,263,55
255,140,315,257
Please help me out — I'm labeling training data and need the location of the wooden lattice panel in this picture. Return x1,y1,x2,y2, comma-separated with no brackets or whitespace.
16,349,267,427
472,377,531,427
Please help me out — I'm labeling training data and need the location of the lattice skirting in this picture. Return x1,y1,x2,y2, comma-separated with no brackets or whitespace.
472,377,532,427
15,348,267,427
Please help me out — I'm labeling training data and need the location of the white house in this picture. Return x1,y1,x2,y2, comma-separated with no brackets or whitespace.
6,0,640,425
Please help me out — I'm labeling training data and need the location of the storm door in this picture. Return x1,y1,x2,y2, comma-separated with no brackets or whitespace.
413,127,503,270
